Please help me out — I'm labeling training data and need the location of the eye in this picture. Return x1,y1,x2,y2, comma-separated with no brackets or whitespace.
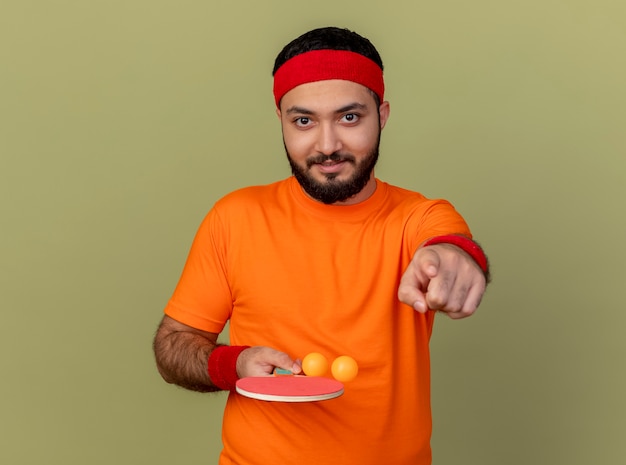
341,113,359,123
294,117,311,127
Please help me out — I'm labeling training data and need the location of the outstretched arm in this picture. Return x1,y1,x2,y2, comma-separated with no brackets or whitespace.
153,315,301,392
398,242,488,320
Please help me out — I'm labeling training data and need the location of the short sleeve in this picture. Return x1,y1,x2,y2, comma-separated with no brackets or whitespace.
164,207,233,333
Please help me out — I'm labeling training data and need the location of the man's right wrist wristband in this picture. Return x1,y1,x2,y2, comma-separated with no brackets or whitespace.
207,345,250,391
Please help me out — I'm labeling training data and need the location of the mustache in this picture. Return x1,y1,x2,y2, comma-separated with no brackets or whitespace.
306,152,356,168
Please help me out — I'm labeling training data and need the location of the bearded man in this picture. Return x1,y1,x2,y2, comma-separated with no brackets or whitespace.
154,26,490,465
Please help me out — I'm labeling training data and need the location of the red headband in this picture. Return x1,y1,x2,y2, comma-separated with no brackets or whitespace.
273,49,385,107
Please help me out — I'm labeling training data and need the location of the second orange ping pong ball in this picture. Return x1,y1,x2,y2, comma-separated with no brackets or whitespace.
302,352,329,377
331,355,359,382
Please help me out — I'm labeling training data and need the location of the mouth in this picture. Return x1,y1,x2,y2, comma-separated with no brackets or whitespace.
316,159,348,174
307,153,355,175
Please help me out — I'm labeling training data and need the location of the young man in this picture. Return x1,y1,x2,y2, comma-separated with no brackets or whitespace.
154,27,489,465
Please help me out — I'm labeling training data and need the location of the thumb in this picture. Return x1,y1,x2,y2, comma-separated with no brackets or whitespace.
398,248,441,312
398,264,428,313
237,347,302,377
271,351,302,374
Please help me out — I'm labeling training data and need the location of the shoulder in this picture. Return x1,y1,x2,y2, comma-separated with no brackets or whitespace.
200,179,294,232
380,181,450,213
194,180,290,238
214,179,289,210
382,182,427,202
378,180,468,228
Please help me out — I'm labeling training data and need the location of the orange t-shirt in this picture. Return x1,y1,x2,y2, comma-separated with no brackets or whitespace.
165,176,471,465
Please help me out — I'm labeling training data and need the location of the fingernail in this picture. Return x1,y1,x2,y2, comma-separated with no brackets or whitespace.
414,300,426,312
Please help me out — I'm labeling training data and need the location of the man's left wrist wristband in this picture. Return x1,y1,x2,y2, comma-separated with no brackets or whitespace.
207,345,250,391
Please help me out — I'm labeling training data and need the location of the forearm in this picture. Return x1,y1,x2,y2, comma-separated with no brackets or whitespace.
153,317,302,391
153,320,219,393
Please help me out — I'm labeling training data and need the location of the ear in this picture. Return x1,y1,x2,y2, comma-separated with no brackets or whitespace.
378,101,390,129
276,108,282,121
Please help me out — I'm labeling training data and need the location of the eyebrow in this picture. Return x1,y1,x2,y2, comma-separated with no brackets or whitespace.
285,106,315,115
284,102,369,116
336,102,368,113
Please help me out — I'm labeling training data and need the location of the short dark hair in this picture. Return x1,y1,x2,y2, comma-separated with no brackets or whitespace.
272,27,384,76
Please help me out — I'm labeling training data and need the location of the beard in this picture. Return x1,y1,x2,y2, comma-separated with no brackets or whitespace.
285,134,381,205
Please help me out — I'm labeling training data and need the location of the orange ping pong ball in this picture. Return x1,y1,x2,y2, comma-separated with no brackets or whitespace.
302,352,329,377
331,355,359,382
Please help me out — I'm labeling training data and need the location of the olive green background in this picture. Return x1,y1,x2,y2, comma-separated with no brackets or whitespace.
1,1,624,464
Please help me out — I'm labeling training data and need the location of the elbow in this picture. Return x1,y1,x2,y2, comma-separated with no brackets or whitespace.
153,334,174,384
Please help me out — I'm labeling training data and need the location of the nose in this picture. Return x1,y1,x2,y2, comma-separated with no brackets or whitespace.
315,122,342,156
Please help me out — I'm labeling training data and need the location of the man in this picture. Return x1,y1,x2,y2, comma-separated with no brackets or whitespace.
154,27,489,464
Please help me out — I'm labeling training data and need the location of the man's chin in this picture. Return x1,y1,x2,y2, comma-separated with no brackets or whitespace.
315,173,349,184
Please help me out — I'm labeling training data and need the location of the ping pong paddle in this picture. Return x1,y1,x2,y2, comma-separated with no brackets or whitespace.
235,375,344,402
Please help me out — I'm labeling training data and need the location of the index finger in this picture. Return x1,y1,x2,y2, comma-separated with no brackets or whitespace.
415,246,441,278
